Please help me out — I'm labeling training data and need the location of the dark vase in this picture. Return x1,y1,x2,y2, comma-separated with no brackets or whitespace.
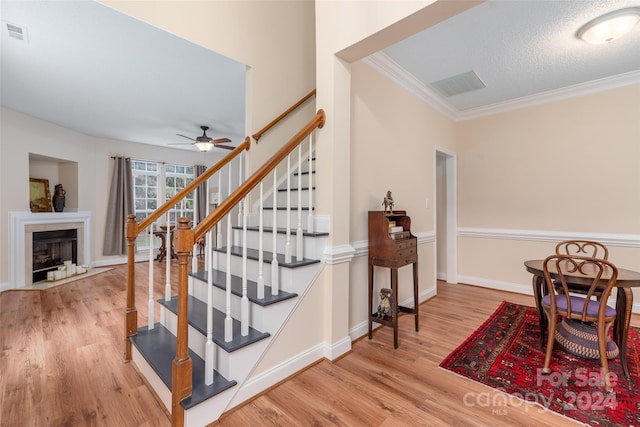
53,184,66,212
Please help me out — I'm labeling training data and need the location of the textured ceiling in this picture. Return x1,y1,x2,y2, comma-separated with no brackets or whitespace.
380,0,640,117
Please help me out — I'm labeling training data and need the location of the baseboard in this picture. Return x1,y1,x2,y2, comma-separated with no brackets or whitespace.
92,253,153,268
0,282,11,293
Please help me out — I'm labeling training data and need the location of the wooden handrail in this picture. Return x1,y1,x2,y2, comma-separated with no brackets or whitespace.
252,89,316,142
194,109,325,241
134,137,250,235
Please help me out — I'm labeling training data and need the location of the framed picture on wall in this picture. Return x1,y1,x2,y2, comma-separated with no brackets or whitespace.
29,178,52,212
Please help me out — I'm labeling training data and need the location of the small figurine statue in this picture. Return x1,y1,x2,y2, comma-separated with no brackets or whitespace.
382,190,394,213
376,288,392,318
52,184,66,212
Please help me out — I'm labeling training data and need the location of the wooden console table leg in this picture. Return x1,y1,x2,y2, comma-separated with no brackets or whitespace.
413,261,419,332
368,261,374,340
391,267,399,349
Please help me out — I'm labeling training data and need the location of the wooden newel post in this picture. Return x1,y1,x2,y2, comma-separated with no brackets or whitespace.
125,214,138,361
171,217,194,427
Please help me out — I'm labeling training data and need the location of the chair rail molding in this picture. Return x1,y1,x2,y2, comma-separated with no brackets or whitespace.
457,227,640,248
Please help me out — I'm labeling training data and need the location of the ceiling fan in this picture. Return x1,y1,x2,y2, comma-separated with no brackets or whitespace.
170,125,233,151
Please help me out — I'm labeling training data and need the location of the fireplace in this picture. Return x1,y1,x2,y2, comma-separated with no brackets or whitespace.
8,211,91,288
32,229,78,283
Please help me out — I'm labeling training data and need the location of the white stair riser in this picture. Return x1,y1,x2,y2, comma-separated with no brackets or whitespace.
273,189,313,207
231,228,326,259
210,251,321,294
131,345,171,412
249,210,314,231
190,279,298,333
160,306,271,381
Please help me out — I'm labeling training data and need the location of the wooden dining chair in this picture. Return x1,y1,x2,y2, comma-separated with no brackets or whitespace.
541,254,619,391
554,240,608,297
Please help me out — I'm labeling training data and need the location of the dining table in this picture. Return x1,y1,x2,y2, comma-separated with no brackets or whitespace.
524,259,640,378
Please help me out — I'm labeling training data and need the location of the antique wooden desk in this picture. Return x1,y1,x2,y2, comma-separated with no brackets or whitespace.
368,210,419,348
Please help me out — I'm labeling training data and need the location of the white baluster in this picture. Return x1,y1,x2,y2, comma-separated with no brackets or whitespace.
296,145,303,261
225,165,233,342
162,213,171,325
285,155,292,263
190,189,197,295
205,226,215,385
257,182,265,299
271,168,279,295
237,154,243,226
148,222,155,330
241,198,249,336
307,134,314,233
217,172,223,248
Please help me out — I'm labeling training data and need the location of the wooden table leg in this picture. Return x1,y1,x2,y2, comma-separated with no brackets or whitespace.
391,267,399,349
368,261,374,340
614,287,633,378
155,232,167,262
532,275,547,349
413,261,419,332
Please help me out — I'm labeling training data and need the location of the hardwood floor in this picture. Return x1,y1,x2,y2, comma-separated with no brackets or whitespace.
1,262,637,426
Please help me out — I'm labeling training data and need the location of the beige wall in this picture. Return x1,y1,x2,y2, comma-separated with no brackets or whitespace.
456,85,640,305
348,59,456,329
102,0,317,177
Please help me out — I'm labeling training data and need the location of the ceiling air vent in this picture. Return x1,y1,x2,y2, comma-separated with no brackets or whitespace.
6,23,27,41
430,70,486,98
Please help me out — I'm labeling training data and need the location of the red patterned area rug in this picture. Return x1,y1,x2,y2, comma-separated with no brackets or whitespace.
439,301,640,427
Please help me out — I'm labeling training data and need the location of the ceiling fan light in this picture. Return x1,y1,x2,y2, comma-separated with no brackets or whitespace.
577,7,640,44
194,141,214,152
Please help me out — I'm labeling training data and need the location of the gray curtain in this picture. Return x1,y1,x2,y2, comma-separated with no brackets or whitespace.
103,157,134,255
195,164,207,224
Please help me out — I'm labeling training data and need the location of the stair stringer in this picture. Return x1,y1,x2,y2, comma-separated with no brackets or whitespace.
181,260,327,426
221,258,331,414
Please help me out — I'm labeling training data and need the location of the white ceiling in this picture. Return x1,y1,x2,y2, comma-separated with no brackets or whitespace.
1,0,246,151
1,0,639,148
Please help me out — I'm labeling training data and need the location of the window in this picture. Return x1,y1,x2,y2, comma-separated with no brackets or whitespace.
132,160,195,248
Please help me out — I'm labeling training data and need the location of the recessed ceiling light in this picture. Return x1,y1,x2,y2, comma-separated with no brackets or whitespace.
577,7,640,45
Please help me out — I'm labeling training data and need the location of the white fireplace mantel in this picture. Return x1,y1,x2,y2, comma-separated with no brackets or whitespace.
9,211,91,289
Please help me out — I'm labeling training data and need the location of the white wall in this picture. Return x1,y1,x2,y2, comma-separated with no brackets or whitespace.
0,107,226,287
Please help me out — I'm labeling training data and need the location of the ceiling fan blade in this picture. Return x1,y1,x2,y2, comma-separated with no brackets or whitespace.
176,133,196,141
214,144,235,151
212,137,232,145
168,142,195,146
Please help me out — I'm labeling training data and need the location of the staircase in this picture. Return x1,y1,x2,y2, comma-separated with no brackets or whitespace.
124,110,326,426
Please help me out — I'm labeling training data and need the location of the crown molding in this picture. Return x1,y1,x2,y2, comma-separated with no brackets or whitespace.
364,52,640,122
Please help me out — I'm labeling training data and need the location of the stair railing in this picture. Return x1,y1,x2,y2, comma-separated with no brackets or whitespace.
166,109,325,425
252,89,316,142
124,138,250,362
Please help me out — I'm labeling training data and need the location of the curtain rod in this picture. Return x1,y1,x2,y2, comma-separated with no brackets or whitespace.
110,156,206,167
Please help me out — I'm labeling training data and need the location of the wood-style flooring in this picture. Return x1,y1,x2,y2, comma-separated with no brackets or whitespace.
1,260,637,426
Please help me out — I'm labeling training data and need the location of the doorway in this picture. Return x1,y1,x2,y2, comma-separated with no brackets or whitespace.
435,148,457,284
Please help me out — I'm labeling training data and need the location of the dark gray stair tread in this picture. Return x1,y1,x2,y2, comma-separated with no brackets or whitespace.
214,246,321,268
231,225,328,238
158,295,270,353
294,170,315,176
277,186,315,192
189,269,297,306
130,324,236,409
263,206,314,211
